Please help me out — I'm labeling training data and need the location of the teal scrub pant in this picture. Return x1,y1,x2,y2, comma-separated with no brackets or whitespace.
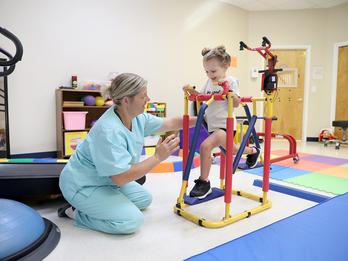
66,182,152,235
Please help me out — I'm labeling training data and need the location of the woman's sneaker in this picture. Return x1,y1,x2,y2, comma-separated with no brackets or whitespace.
58,204,75,219
189,179,212,199
246,146,261,168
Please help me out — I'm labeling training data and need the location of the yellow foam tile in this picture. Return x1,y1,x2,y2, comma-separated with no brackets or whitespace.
145,147,156,155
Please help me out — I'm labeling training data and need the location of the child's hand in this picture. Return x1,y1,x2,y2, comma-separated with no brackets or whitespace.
182,84,192,91
182,84,198,94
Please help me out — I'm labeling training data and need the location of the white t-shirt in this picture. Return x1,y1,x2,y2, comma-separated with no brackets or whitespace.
201,76,240,132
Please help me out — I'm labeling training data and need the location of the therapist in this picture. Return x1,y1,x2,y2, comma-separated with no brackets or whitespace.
59,73,195,234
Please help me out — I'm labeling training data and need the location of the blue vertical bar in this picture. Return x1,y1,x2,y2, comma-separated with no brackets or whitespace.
183,103,208,181
232,115,257,173
243,104,261,149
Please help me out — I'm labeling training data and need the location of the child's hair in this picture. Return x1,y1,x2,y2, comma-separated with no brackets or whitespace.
201,45,231,67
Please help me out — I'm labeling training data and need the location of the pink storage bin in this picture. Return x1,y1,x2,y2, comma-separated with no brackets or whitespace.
63,111,88,130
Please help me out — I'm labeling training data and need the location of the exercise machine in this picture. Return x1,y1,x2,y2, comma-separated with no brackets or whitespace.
174,37,295,228
0,26,60,260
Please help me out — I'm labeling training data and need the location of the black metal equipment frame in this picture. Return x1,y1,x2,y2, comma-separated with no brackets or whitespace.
0,27,23,158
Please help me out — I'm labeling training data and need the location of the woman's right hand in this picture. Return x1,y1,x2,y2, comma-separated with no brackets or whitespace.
154,134,180,162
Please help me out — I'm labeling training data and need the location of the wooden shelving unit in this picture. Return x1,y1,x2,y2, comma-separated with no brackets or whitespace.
144,102,167,147
56,88,109,158
145,102,166,117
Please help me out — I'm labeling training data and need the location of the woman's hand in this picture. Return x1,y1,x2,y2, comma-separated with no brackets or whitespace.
154,134,180,161
112,135,179,186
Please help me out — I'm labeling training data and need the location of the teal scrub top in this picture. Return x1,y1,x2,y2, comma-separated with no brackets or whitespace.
59,106,164,199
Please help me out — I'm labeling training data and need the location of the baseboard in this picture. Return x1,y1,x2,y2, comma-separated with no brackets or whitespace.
306,137,319,142
11,151,58,159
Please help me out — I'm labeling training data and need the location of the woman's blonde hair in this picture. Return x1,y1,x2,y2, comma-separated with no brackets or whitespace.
201,45,231,67
105,73,147,107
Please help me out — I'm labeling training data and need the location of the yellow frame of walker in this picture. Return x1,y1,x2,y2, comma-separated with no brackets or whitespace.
173,90,275,228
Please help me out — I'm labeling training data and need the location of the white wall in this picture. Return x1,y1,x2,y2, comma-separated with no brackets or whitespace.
0,0,248,154
1,0,347,154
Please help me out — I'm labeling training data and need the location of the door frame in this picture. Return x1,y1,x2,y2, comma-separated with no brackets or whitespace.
258,45,311,142
330,41,348,125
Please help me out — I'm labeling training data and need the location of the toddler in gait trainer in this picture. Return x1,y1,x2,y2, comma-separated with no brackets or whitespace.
183,46,260,199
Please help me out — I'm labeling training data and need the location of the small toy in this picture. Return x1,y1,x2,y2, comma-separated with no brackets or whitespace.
319,129,335,142
71,75,78,88
83,95,96,106
95,96,105,106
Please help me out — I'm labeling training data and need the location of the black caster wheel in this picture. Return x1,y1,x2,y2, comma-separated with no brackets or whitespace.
293,156,300,164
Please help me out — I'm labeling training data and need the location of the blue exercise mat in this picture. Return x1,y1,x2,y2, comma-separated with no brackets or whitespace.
244,164,310,180
186,192,348,261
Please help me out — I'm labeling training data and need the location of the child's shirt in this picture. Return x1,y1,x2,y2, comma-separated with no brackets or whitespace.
201,76,240,132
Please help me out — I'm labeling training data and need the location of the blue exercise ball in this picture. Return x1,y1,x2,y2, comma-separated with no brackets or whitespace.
83,95,96,106
0,199,45,259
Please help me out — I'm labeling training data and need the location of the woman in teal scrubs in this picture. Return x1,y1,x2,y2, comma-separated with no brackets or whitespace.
59,73,195,234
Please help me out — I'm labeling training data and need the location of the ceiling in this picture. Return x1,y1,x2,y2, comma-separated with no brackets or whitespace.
219,0,348,11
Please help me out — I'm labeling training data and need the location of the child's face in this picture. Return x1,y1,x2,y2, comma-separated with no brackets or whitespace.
203,59,228,82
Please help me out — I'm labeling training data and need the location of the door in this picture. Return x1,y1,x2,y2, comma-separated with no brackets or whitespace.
269,49,306,140
335,45,348,139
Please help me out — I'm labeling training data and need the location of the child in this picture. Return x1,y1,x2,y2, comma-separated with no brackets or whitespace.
184,46,260,199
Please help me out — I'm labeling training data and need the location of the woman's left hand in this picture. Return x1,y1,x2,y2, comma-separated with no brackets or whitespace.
154,134,180,162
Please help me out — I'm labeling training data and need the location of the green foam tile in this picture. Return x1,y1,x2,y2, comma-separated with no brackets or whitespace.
8,158,34,163
285,172,348,195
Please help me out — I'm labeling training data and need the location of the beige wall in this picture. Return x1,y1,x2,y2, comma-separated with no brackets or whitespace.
0,0,248,154
0,0,347,153
327,4,348,125
247,4,348,138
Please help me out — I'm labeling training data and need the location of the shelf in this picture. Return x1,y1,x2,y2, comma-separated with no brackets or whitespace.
63,106,111,109
63,128,91,132
56,88,110,158
59,88,102,93
57,91,167,158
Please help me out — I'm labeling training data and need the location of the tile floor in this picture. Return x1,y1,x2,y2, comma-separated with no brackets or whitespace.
30,141,348,260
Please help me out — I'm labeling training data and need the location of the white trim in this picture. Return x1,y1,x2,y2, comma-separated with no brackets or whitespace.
268,45,311,143
330,41,348,126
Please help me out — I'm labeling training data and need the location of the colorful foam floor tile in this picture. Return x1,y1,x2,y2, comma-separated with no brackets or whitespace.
316,166,348,179
186,193,348,261
217,150,348,195
286,172,348,195
275,159,333,172
245,165,309,180
243,164,286,175
300,154,348,165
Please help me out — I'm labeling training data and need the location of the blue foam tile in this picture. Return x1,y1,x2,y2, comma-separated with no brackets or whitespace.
251,168,310,180
184,188,224,205
238,162,263,170
243,164,287,175
253,179,331,203
186,192,348,261
173,161,182,172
